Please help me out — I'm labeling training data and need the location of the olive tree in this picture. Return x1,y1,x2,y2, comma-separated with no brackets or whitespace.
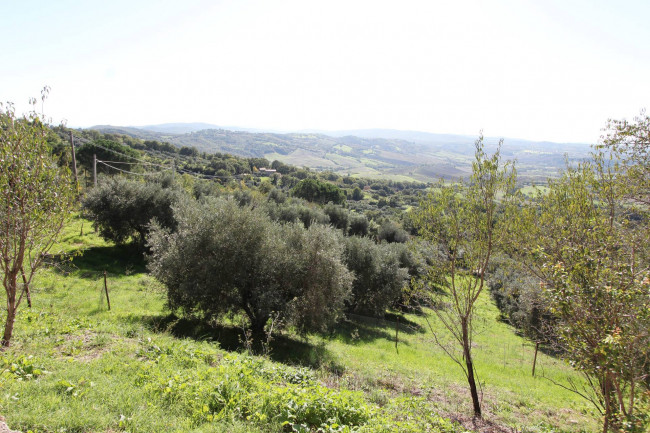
147,198,352,340
413,136,516,418
0,96,75,348
82,176,181,248
343,235,409,317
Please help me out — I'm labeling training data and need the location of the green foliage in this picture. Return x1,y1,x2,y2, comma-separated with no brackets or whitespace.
324,203,350,231
508,154,650,430
348,214,369,237
148,198,352,338
377,221,409,243
486,254,549,343
267,187,287,204
82,176,182,247
75,138,141,173
292,178,346,205
343,236,409,317
0,354,44,381
0,93,76,347
0,214,598,433
599,110,649,208
138,350,371,430
413,135,517,417
351,187,364,201
265,199,330,229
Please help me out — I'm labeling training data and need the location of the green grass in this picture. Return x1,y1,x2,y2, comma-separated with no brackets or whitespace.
0,215,599,433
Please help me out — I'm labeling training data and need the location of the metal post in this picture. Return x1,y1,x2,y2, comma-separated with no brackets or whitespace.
93,154,97,187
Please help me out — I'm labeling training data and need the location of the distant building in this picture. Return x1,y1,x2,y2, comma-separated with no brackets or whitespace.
257,168,279,176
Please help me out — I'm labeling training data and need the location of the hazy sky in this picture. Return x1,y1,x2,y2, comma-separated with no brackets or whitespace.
2,0,649,143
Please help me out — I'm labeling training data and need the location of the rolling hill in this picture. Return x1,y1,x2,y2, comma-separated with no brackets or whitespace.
90,123,592,183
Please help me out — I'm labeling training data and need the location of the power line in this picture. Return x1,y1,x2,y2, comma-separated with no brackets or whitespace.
71,133,171,169
72,132,251,181
98,160,145,165
96,160,164,177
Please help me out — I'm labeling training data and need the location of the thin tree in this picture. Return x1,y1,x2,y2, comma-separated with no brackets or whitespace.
413,135,516,418
0,91,75,348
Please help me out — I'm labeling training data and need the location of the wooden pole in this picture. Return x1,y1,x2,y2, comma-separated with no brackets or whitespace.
20,267,31,309
532,342,540,376
103,270,111,311
69,131,78,191
93,154,97,187
395,316,399,354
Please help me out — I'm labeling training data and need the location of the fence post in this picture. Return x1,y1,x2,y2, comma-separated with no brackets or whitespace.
395,316,399,354
103,270,111,311
532,342,539,376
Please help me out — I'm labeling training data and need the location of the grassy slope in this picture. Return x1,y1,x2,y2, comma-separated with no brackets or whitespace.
0,216,598,433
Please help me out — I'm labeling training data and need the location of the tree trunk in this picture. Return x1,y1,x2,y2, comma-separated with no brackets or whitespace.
250,318,267,344
601,372,620,433
1,276,18,349
1,305,16,349
242,303,268,350
462,319,482,418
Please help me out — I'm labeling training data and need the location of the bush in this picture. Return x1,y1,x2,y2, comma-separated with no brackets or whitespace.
377,221,409,243
267,187,287,204
147,198,352,339
343,236,408,317
348,214,369,237
324,203,349,231
82,176,181,247
292,178,346,205
265,200,330,228
487,254,552,342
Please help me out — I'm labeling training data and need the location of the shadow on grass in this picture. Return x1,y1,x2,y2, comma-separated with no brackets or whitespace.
54,244,146,278
336,312,425,345
136,314,343,371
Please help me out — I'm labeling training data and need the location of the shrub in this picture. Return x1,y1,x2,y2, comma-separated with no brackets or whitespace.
343,236,408,317
292,178,346,205
348,214,369,237
82,176,181,247
377,221,409,243
324,203,349,231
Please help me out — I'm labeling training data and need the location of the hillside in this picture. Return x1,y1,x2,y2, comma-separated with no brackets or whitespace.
0,215,598,433
91,124,591,183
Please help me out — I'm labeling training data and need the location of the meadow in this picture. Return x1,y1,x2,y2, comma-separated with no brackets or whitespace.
0,215,599,433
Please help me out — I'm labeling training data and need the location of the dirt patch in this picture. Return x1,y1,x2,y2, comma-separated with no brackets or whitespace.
446,415,518,433
55,330,116,361
0,415,21,433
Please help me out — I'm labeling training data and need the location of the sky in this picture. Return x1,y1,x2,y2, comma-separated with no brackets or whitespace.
1,0,649,143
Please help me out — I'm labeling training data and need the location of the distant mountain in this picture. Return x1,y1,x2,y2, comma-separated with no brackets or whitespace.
139,123,284,134
89,124,592,183
140,123,222,134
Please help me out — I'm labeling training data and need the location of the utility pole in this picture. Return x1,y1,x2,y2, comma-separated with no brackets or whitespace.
93,154,97,187
69,132,78,191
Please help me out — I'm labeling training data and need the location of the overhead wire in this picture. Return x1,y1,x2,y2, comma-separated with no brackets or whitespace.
71,132,172,169
72,132,252,181
96,161,164,176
